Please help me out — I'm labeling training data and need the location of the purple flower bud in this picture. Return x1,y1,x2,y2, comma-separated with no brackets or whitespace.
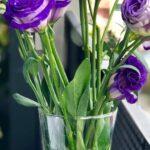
4,0,71,32
121,0,150,36
49,1,70,23
110,55,148,104
143,40,150,50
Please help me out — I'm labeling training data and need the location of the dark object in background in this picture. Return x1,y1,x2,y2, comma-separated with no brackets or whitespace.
0,28,41,150
8,29,41,150
111,103,150,150
0,18,10,150
0,51,9,87
65,11,84,80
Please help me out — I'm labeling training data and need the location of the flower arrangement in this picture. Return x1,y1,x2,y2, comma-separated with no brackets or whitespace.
0,0,150,149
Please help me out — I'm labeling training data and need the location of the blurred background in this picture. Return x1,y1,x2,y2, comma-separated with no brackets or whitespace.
0,0,150,150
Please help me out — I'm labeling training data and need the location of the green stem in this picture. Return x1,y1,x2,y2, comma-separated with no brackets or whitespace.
99,0,119,70
24,32,41,60
39,29,61,100
101,0,119,43
64,113,75,150
97,71,112,109
25,72,48,113
83,0,90,58
25,74,41,103
92,0,100,103
15,30,28,59
85,99,106,147
85,71,113,146
96,26,102,97
48,31,68,86
79,0,85,51
92,99,110,149
40,29,75,149
87,0,93,18
79,0,90,58
113,29,133,66
16,30,48,112
114,37,143,67
33,76,49,113
119,38,148,66
41,61,60,113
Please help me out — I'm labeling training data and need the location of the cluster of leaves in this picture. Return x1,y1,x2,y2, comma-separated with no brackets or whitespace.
103,31,118,56
14,58,91,116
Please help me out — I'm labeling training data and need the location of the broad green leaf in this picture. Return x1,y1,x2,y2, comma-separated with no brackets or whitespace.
62,59,91,116
77,84,90,116
98,119,111,150
13,93,40,107
76,119,86,150
93,119,105,149
23,57,39,77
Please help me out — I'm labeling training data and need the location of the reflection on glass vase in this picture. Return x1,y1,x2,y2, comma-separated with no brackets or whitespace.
39,109,116,150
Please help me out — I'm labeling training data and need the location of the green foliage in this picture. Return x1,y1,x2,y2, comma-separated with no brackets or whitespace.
77,83,90,116
97,119,111,150
103,31,118,56
23,57,39,78
103,102,113,114
13,93,40,107
62,59,91,117
41,78,54,112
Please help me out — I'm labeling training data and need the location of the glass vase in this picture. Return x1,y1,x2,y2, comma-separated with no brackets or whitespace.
39,110,116,150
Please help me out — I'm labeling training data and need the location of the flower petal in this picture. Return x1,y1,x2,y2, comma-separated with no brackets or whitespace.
124,91,137,104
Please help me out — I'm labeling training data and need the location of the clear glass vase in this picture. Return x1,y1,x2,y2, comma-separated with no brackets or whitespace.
39,110,116,150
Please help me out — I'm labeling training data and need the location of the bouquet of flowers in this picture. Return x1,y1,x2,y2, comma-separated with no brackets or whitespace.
0,0,149,149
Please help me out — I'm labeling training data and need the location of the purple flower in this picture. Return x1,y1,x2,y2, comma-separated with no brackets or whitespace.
4,0,71,32
121,0,150,36
110,55,148,104
143,40,150,50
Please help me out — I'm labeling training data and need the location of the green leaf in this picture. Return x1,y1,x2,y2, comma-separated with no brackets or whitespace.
76,119,86,150
97,119,111,150
103,102,113,114
103,31,118,56
62,59,91,116
13,93,40,107
23,57,39,77
77,84,90,116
